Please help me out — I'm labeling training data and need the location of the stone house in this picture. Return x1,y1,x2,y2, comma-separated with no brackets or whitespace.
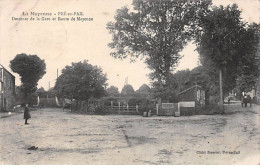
0,65,15,112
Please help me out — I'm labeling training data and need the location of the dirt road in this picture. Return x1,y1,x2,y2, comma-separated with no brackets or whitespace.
0,103,259,164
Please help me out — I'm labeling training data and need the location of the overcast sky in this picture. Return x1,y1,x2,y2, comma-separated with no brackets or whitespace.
0,0,259,91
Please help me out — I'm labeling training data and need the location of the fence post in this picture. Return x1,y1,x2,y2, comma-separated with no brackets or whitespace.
178,102,180,114
156,104,159,115
127,104,129,111
136,105,138,112
119,102,120,111
111,101,113,110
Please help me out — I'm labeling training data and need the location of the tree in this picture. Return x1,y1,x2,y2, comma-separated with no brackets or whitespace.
121,84,135,97
15,85,24,104
136,84,151,94
36,87,46,98
236,74,257,93
106,85,120,97
10,53,46,99
169,66,215,104
136,84,153,99
171,69,191,92
47,87,58,98
195,4,259,108
107,0,211,103
235,23,260,94
54,60,107,101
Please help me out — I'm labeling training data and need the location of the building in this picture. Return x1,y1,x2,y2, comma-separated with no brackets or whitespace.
177,85,205,116
0,65,15,112
156,85,205,116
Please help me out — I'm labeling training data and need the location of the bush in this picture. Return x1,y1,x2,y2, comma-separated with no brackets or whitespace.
128,97,143,106
128,97,156,113
94,104,107,115
80,98,108,115
103,97,120,106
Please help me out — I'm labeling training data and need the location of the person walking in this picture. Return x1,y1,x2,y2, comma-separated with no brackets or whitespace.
24,104,31,124
248,95,252,108
241,96,244,107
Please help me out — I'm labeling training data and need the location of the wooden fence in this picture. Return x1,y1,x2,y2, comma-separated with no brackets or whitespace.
106,105,139,112
106,103,158,115
106,101,140,114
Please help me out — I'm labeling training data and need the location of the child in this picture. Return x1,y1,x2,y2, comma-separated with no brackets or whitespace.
24,104,31,124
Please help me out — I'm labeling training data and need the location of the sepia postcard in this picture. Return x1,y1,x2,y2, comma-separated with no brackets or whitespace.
0,0,259,165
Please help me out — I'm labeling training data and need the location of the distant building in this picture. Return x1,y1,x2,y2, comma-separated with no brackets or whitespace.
0,65,15,112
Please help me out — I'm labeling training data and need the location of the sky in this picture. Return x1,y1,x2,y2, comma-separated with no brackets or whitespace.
0,0,259,92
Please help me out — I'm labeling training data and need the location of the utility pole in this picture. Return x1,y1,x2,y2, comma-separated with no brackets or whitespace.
219,69,224,112
47,81,50,105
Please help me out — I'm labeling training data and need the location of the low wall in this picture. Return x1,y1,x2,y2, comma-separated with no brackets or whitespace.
157,103,178,116
157,101,197,116
178,101,195,116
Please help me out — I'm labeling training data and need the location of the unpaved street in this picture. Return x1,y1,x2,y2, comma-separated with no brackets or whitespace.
0,102,259,164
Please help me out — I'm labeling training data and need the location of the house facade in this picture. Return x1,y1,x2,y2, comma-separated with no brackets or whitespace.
0,65,15,112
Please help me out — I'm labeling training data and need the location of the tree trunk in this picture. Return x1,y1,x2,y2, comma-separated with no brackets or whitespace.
155,70,163,115
165,63,171,102
156,71,163,104
219,69,224,112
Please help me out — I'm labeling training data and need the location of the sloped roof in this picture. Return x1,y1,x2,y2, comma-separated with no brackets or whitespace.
177,85,203,95
0,64,15,78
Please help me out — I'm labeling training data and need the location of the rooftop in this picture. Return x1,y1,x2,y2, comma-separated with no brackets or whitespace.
178,85,203,95
0,64,15,78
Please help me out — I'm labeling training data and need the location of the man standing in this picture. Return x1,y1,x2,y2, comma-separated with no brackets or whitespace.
24,104,31,124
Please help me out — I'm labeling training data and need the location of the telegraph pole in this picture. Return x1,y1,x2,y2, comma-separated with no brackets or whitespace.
47,81,50,105
219,69,224,113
